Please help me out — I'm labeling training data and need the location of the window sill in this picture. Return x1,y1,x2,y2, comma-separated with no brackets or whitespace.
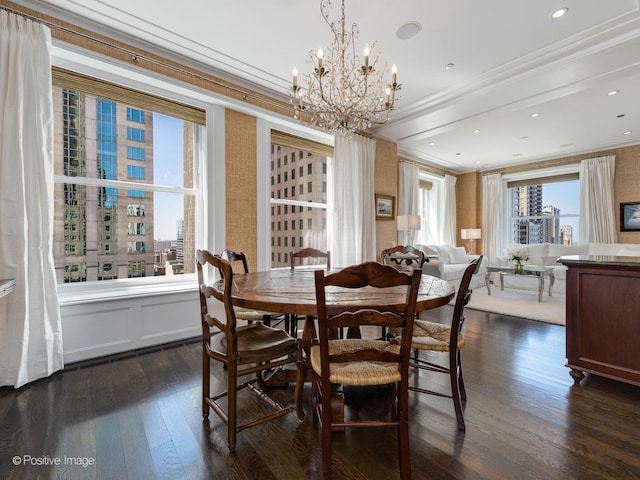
57,276,197,307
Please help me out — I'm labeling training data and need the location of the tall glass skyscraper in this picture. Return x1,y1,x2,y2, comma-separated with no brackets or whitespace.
52,87,155,282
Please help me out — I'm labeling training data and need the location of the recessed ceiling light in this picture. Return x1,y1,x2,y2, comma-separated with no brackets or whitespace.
552,7,568,18
608,90,619,96
396,21,422,40
617,114,626,118
520,136,529,140
531,112,540,117
512,153,524,157
428,142,436,146
473,129,480,133
559,143,573,148
445,63,455,70
624,131,632,135
455,152,461,156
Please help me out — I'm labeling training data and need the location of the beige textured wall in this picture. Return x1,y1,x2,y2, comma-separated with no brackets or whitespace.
374,138,398,261
456,172,483,251
612,145,640,244
225,109,258,271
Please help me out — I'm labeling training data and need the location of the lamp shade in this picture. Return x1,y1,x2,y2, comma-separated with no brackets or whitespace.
461,228,481,240
397,215,421,231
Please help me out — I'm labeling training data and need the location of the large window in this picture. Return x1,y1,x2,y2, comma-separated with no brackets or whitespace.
506,172,580,245
269,131,333,268
52,70,203,284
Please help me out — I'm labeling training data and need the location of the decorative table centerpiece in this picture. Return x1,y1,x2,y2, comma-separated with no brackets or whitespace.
508,250,529,270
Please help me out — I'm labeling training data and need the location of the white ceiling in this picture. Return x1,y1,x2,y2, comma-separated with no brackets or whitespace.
15,0,640,172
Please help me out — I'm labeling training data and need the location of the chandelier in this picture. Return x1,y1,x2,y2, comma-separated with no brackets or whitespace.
291,0,401,135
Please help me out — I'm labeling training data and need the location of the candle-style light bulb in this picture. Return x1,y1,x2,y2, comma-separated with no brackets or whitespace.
317,47,324,70
293,67,298,88
391,64,397,85
364,44,370,69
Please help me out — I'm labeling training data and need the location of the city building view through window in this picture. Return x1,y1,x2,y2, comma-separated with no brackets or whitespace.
270,142,329,268
52,84,197,283
508,179,580,245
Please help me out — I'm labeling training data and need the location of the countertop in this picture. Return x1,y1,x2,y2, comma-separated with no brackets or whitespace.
558,254,640,267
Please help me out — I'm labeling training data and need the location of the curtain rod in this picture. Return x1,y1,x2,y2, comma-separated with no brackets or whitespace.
399,158,449,176
480,152,622,176
0,4,290,113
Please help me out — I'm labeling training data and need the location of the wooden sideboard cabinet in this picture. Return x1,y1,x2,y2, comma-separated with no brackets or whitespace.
560,255,640,386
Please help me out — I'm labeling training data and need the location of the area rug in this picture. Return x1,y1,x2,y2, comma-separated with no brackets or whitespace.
464,285,566,326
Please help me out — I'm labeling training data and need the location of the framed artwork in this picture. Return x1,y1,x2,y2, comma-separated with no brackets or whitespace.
375,194,395,220
620,201,640,232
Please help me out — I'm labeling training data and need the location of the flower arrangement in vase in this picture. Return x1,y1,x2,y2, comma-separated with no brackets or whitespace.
508,250,529,270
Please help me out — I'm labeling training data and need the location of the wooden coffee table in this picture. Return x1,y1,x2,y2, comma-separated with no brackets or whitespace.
485,265,555,302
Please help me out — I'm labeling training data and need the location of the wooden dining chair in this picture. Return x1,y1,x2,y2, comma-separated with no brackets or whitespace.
196,250,305,452
395,256,482,432
288,248,331,338
378,245,426,340
311,262,421,480
220,249,286,330
381,245,425,271
290,247,331,271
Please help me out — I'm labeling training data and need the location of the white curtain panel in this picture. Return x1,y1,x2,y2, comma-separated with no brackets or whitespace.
579,155,617,244
482,173,504,265
330,134,376,267
442,174,457,245
418,184,439,245
417,176,447,245
398,161,420,245
0,11,63,388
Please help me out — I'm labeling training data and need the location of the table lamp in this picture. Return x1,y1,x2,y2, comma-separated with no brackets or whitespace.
397,214,421,245
461,228,481,255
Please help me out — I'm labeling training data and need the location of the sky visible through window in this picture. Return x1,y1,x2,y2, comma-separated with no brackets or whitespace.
541,180,580,243
153,113,185,241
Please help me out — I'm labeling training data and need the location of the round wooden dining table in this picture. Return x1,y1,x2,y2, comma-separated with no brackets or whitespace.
211,267,456,355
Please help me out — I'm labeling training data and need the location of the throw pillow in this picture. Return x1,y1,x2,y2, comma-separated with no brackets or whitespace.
427,245,449,263
419,244,439,256
446,245,469,264
526,243,548,266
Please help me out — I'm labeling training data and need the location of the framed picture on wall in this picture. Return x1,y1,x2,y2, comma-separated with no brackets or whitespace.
375,194,395,220
620,201,640,231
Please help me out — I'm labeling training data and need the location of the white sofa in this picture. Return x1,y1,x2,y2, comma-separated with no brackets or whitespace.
495,242,640,294
417,244,486,290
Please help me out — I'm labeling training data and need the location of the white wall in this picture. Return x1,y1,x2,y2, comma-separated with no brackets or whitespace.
60,290,200,363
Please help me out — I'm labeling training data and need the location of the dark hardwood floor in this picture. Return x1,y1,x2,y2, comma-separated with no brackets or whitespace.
1,306,639,479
